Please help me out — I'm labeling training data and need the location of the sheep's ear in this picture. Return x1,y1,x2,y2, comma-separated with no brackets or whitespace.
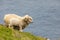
25,15,29,17
25,15,29,16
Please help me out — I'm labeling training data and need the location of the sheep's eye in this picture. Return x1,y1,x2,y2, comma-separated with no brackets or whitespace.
30,18,32,20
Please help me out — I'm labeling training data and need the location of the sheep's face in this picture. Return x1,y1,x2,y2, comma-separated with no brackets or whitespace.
24,15,33,23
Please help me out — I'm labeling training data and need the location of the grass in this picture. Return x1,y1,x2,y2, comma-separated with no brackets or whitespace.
0,24,47,40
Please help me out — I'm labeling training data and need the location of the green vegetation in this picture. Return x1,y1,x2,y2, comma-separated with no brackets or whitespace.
0,24,47,40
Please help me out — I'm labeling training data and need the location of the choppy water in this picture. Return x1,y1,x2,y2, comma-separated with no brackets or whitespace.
0,0,60,40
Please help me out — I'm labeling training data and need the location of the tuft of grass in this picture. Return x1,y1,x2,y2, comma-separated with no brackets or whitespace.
0,24,47,40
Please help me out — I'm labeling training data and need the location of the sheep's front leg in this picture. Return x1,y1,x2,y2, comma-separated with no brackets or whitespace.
4,23,8,27
19,25,23,32
9,24,13,30
9,24,11,28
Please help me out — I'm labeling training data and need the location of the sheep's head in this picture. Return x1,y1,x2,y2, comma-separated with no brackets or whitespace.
23,15,33,24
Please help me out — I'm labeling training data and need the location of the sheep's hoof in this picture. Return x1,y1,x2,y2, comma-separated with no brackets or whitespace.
20,30,23,32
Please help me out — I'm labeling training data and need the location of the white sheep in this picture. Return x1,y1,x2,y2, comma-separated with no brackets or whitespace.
4,14,33,32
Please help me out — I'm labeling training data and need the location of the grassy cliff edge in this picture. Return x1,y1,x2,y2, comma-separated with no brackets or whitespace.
0,24,48,40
